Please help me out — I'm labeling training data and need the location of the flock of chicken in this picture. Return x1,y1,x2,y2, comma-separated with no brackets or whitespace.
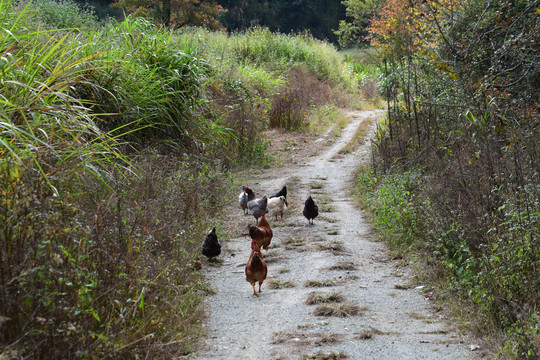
201,185,319,296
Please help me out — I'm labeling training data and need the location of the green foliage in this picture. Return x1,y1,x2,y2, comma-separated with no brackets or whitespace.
27,0,98,29
184,26,360,140
225,27,354,86
335,0,383,48
355,168,423,250
361,0,539,353
1,154,227,358
82,17,214,150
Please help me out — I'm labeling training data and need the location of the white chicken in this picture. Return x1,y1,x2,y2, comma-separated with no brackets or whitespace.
267,195,287,221
238,186,255,215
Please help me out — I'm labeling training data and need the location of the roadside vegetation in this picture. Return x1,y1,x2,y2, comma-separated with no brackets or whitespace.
0,0,382,358
351,0,539,358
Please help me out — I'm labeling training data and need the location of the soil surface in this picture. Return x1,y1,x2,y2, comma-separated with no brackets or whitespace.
195,110,475,360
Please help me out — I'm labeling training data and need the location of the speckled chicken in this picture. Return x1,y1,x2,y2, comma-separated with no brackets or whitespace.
202,228,221,259
245,239,267,297
303,195,319,225
247,195,267,224
238,186,255,215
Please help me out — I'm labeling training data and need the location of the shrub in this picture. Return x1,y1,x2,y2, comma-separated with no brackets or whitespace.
27,0,98,29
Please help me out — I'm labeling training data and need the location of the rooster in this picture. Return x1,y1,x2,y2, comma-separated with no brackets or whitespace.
267,195,287,221
245,239,267,297
269,185,288,206
247,195,268,224
202,228,221,259
303,195,319,225
238,186,255,215
248,212,273,251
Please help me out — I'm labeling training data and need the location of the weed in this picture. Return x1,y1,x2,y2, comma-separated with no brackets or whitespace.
305,292,346,305
326,262,357,271
356,327,390,339
272,332,343,347
394,284,411,290
267,279,296,289
304,279,337,288
317,241,345,253
283,236,306,249
313,303,367,317
303,351,348,360
319,204,335,212
311,182,325,189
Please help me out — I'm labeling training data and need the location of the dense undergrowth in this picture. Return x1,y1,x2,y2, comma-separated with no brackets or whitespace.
0,0,379,358
355,0,539,358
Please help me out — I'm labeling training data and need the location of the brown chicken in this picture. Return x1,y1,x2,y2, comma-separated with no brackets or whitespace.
248,212,273,251
245,239,267,297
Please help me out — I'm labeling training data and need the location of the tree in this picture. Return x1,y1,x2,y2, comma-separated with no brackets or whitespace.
216,0,345,43
111,0,227,29
335,0,383,47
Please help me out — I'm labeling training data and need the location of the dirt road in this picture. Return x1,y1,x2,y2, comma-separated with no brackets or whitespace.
195,110,473,360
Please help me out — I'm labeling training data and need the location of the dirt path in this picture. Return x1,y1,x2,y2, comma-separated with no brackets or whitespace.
195,110,473,360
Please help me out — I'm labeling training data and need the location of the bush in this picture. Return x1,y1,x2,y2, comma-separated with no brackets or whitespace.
27,0,98,29
0,154,227,358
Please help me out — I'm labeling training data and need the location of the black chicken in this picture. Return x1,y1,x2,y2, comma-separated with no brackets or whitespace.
303,195,319,225
269,185,288,206
202,228,221,259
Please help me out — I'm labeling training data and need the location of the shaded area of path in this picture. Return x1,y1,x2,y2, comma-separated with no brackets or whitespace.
196,111,473,360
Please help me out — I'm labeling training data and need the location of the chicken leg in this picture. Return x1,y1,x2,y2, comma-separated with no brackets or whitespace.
251,283,259,297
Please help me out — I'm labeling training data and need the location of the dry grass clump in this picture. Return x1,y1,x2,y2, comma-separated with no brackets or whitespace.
326,262,357,271
302,350,348,359
310,182,325,189
356,327,389,339
305,292,345,305
271,332,342,346
316,241,345,253
267,279,296,289
263,251,286,264
326,228,339,235
319,204,335,212
282,236,306,250
394,283,411,290
304,279,337,288
313,303,367,317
